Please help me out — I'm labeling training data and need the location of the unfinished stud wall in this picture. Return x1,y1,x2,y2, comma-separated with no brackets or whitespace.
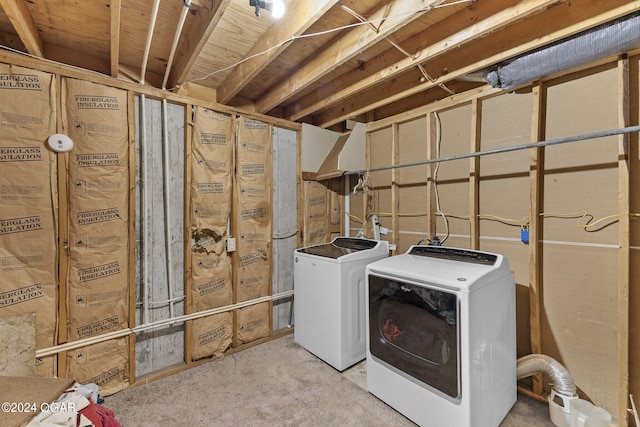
397,117,429,249
363,56,638,424
189,107,234,361
478,91,533,357
0,58,300,394
302,180,330,246
541,64,621,413
367,127,392,242
61,78,132,395
0,64,58,377
630,53,640,426
234,117,273,344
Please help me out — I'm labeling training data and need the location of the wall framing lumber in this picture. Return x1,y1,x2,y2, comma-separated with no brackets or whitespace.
368,85,502,133
183,104,194,365
528,82,545,397
55,73,68,378
127,91,137,384
231,117,239,348
0,49,301,133
617,55,631,427
426,113,436,241
363,54,640,420
391,124,400,249
0,50,299,390
269,128,275,339
469,99,481,250
296,131,304,249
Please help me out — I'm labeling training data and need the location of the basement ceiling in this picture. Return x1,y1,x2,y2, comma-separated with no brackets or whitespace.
0,0,638,129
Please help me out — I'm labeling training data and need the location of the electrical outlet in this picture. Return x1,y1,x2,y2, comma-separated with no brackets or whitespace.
226,237,236,252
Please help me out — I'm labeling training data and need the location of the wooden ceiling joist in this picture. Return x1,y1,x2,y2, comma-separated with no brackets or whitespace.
0,0,637,128
166,0,232,91
0,0,43,57
110,0,122,77
216,0,340,104
254,0,447,114
287,0,561,122
311,0,640,128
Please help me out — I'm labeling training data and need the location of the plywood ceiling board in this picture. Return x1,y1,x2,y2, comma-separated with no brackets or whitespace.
0,0,43,56
118,0,185,76
29,0,110,58
184,0,271,89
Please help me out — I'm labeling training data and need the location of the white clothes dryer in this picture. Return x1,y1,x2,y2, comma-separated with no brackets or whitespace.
366,245,516,427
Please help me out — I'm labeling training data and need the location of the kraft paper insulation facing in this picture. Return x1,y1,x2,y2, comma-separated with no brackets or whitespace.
0,64,58,359
303,181,329,246
235,117,272,307
0,312,36,376
61,78,130,344
237,302,270,345
191,312,233,360
191,108,233,315
0,63,278,383
66,337,129,396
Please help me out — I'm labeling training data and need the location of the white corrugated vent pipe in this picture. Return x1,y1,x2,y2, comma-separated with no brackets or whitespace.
517,354,577,398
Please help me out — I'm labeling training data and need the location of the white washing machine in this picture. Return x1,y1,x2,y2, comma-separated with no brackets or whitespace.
294,237,389,371
366,245,516,427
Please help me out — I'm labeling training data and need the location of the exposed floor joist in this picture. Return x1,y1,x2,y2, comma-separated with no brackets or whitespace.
0,0,43,57
216,0,340,104
167,0,231,91
255,0,449,114
110,0,121,78
310,0,640,127
286,0,561,122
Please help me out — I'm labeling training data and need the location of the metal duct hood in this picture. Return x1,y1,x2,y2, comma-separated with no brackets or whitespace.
483,11,640,90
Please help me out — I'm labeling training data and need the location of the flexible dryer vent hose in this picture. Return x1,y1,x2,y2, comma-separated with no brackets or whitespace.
517,354,577,397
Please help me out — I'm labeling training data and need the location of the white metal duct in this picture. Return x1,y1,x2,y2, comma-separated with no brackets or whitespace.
484,11,640,90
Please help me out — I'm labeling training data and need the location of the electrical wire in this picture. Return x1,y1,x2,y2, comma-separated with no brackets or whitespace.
273,229,299,239
345,212,365,224
373,211,429,217
540,211,621,231
479,214,529,229
429,211,640,232
177,0,473,90
0,0,472,94
355,213,372,238
432,111,449,243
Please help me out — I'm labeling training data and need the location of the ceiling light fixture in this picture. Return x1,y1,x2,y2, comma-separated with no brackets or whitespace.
250,0,285,18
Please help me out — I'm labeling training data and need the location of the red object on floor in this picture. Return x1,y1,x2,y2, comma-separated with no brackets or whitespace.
94,402,121,427
79,398,103,427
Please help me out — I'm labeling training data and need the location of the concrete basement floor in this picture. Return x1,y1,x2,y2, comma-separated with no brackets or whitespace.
106,335,563,426
341,359,556,427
